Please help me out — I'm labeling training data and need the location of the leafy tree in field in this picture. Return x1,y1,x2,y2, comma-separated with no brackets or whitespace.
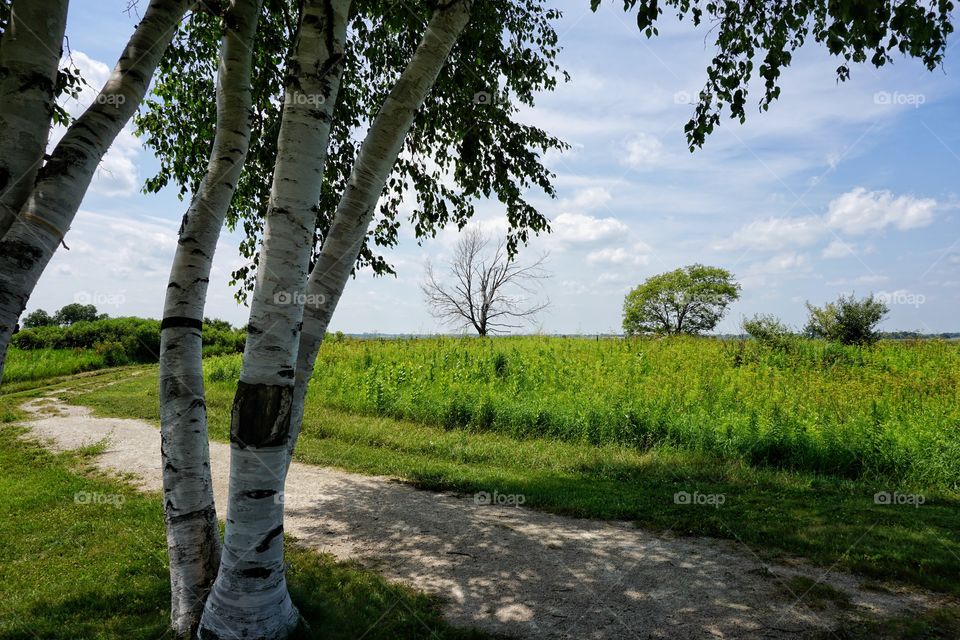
742,313,793,349
53,303,100,326
805,294,889,345
623,265,740,336
21,309,54,328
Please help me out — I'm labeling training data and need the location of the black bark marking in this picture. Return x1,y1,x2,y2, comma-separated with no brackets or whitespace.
166,503,216,525
244,489,277,500
240,566,272,579
1,239,44,270
255,525,284,552
160,316,204,331
230,381,292,448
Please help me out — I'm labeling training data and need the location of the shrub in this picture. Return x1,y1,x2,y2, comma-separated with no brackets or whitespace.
742,314,792,349
11,317,245,363
805,294,889,346
21,309,55,328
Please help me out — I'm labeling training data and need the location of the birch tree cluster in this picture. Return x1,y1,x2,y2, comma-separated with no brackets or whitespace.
0,0,953,638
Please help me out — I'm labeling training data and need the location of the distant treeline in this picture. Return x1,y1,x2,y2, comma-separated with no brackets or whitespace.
12,316,245,365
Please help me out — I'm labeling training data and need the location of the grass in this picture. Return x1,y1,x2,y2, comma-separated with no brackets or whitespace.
208,336,960,489
3,347,112,383
70,362,960,598
0,424,489,640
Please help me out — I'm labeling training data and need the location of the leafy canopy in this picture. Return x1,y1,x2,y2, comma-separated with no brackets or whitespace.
805,294,889,345
21,309,54,329
136,0,568,301
623,264,740,336
594,0,954,148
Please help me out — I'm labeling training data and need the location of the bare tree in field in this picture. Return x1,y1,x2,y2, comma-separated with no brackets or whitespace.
422,228,550,336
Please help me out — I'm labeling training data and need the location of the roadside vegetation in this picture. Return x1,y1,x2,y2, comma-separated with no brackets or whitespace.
9,313,244,377
60,335,960,599
207,335,959,490
0,405,487,640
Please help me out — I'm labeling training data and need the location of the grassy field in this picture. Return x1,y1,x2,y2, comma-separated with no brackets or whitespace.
209,336,960,489
3,347,111,384
66,335,960,598
0,415,487,639
2,370,958,638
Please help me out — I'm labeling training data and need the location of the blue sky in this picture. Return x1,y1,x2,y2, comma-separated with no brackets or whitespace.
30,0,960,334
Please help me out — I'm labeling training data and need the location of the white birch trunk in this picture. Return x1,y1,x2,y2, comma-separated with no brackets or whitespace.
196,1,351,637
0,0,69,238
0,0,192,383
160,1,262,636
287,0,472,455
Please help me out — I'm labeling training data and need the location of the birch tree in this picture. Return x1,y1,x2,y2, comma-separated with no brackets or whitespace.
0,0,193,381
138,1,564,635
157,0,262,635
289,0,474,451
0,0,70,238
196,1,352,636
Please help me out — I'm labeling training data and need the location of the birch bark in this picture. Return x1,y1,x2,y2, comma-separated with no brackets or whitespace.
159,0,262,635
0,0,69,238
196,1,351,637
0,0,192,382
287,0,472,454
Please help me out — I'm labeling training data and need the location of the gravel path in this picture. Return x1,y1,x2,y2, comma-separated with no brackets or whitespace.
14,385,942,639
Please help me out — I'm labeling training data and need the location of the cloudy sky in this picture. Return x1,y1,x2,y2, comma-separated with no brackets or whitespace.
30,0,960,334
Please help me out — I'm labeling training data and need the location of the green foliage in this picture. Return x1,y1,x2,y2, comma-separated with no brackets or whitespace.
52,303,101,326
2,348,112,383
622,264,740,336
21,308,54,328
10,317,245,362
0,427,490,640
805,294,889,346
742,313,793,349
137,0,568,301
75,365,960,598
200,335,959,489
594,0,954,148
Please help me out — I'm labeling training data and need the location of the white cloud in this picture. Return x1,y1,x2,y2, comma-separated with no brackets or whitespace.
622,133,663,169
717,188,939,253
50,50,141,197
715,215,825,251
563,186,612,211
551,212,629,244
586,246,649,266
759,252,809,272
597,272,627,284
826,188,937,235
825,274,888,286
822,239,857,258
